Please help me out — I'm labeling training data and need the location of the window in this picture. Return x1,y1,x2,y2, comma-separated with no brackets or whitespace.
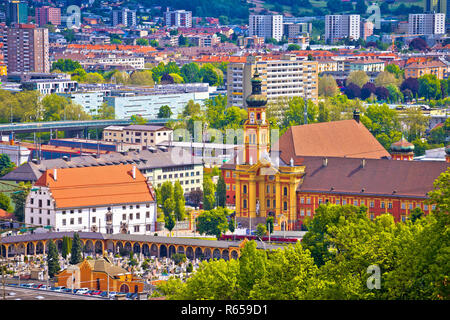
283,187,288,196
300,209,305,216
38,199,42,207
70,218,74,225
381,202,385,209
273,200,276,208
47,200,50,206
243,185,247,194
424,204,428,211
78,217,82,224
243,199,247,209
267,199,270,208
31,198,34,205
354,200,358,206
267,185,270,194
62,219,66,226
388,202,392,209
123,206,126,210
319,198,323,204
62,210,66,214
78,209,82,213
92,208,96,212
129,205,133,209
92,217,96,223
146,224,151,231
146,212,150,218
129,214,133,220
70,210,74,214
306,198,311,204
134,225,140,232
401,203,406,209
370,201,374,208
136,213,140,219
306,209,311,216
336,199,340,205
146,204,150,208
342,200,347,205
283,202,287,211
409,204,413,210
122,214,126,220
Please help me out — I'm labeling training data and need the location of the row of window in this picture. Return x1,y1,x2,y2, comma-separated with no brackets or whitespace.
157,171,200,179
59,204,151,215
29,217,50,225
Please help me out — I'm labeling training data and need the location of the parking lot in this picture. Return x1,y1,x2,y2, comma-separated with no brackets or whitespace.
0,285,105,300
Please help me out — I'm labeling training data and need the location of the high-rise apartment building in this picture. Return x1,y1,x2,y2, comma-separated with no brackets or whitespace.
325,14,360,43
164,9,192,28
249,15,283,42
360,20,374,40
408,13,446,35
227,54,318,108
4,24,49,73
283,22,312,38
6,0,28,25
424,0,450,16
112,8,137,27
35,6,61,27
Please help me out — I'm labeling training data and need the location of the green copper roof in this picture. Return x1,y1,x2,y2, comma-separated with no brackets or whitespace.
246,67,267,107
391,137,414,153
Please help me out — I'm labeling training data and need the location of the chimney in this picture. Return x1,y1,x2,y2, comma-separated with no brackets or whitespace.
53,168,57,181
132,165,136,179
361,158,366,168
353,109,360,123
322,157,328,167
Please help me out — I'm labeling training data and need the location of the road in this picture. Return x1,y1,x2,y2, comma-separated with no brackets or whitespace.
0,285,105,300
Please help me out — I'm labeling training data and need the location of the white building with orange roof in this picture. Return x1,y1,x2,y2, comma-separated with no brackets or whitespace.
24,164,157,235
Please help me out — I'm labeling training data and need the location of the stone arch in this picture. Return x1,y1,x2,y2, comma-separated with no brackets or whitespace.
177,246,184,254
194,247,203,260
142,244,150,257
133,243,141,255
0,245,6,257
116,242,124,254
36,241,45,255
17,243,26,255
26,242,35,255
119,284,130,293
213,249,221,260
204,248,212,260
230,250,239,260
124,242,132,253
56,239,63,253
94,241,103,254
221,249,229,261
186,247,194,260
159,245,167,258
150,244,158,257
168,245,176,258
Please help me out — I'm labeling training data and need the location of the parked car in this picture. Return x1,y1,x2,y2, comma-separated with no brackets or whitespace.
72,289,80,294
90,290,102,296
62,288,73,293
39,285,50,290
76,288,90,295
23,283,34,288
99,291,109,298
108,291,118,299
52,286,65,292
126,292,138,300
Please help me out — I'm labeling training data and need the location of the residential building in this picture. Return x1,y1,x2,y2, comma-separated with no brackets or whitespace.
424,0,450,17
35,6,61,27
104,84,210,119
164,9,192,28
404,59,448,79
59,91,104,116
112,8,137,27
4,24,49,73
103,125,173,147
6,72,77,95
0,142,31,166
80,55,145,71
360,20,374,40
24,164,157,234
283,22,311,38
227,54,318,108
344,58,385,73
408,13,445,35
249,14,283,42
325,14,361,43
6,0,28,25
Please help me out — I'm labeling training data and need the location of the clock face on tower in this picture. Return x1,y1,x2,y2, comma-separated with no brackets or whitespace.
250,112,255,124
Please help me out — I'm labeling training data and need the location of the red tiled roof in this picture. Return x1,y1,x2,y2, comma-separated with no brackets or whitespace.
0,209,14,220
35,165,154,209
276,119,391,164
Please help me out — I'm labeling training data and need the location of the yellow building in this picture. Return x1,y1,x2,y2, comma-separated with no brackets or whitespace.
0,63,6,76
232,69,305,231
57,257,144,293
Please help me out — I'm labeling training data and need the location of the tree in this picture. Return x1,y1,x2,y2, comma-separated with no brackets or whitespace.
51,59,82,72
163,199,176,234
130,70,154,86
174,181,186,221
95,102,115,120
266,216,274,234
401,77,419,97
196,207,230,239
375,71,398,88
216,174,227,208
344,83,361,99
287,44,301,51
180,62,202,83
203,176,216,210
0,154,15,177
403,106,428,141
255,223,267,237
136,38,149,46
361,82,376,100
158,105,173,118
428,126,446,145
419,74,441,100
83,72,104,84
46,240,61,278
11,182,31,222
409,207,424,223
375,86,389,101
187,189,203,209
347,70,369,88
385,64,402,77
61,236,72,260
200,64,222,86
171,253,186,265
318,75,339,97
317,102,330,123
70,233,83,265
130,115,147,125
0,193,13,212
386,84,403,103
409,38,429,51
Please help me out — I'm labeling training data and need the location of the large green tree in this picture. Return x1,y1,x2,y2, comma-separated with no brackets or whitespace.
196,207,230,239
70,233,83,265
46,240,61,278
202,176,216,210
173,181,186,221
216,174,227,208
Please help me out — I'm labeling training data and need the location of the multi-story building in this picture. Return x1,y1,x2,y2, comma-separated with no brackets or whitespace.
344,59,385,73
227,54,318,108
3,24,49,73
249,14,283,42
104,84,210,119
424,0,450,17
6,0,28,25
103,125,173,147
325,14,360,43
24,164,157,234
283,22,311,38
80,55,145,70
408,13,445,35
112,8,137,27
360,20,374,40
35,6,61,27
59,91,105,116
404,59,448,79
164,9,192,28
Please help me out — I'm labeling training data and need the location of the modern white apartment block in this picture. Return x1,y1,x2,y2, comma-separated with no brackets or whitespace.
249,14,283,42
325,14,361,43
112,8,137,27
408,13,446,35
24,165,157,235
103,125,173,147
227,54,318,108
164,9,192,28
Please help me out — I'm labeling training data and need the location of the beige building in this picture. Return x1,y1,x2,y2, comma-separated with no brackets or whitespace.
227,54,318,108
103,125,173,147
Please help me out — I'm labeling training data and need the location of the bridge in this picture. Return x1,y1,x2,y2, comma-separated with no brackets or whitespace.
0,232,283,261
0,118,175,136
